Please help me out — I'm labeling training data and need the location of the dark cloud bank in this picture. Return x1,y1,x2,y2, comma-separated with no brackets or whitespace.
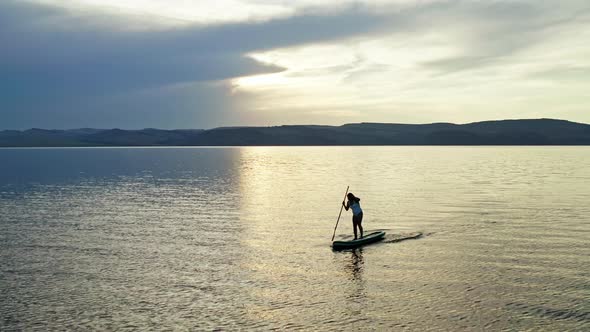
0,0,390,129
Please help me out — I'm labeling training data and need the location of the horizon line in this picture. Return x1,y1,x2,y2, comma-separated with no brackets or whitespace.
1,117,587,132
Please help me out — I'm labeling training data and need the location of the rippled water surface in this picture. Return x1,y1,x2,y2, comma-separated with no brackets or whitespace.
1,147,589,331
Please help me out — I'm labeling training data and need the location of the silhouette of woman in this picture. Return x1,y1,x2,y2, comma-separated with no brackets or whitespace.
343,192,363,240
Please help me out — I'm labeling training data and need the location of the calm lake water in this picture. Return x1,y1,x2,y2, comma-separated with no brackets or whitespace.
1,147,589,331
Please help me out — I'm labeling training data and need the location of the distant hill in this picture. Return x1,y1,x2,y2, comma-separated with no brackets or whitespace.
1,119,589,147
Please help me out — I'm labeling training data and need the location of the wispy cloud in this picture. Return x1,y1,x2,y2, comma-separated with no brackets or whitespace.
235,0,590,124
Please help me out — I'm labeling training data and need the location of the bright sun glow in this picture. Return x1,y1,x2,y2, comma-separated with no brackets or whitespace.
234,73,291,88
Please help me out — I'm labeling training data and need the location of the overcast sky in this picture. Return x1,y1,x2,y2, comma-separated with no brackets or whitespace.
1,0,589,129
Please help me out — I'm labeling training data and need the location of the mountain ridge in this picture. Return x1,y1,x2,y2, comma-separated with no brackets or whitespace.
1,119,589,147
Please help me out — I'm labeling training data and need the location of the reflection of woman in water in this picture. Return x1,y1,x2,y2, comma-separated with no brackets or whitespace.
345,249,366,305
343,193,363,240
349,249,364,280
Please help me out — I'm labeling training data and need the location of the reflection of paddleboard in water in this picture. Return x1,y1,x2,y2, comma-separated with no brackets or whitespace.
383,232,423,243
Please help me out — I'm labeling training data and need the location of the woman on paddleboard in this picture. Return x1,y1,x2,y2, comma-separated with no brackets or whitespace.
343,193,363,240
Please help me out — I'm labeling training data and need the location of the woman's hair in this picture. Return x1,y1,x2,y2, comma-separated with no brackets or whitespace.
347,192,360,202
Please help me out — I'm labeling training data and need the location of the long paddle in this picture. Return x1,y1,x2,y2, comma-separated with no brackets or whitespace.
331,186,349,241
